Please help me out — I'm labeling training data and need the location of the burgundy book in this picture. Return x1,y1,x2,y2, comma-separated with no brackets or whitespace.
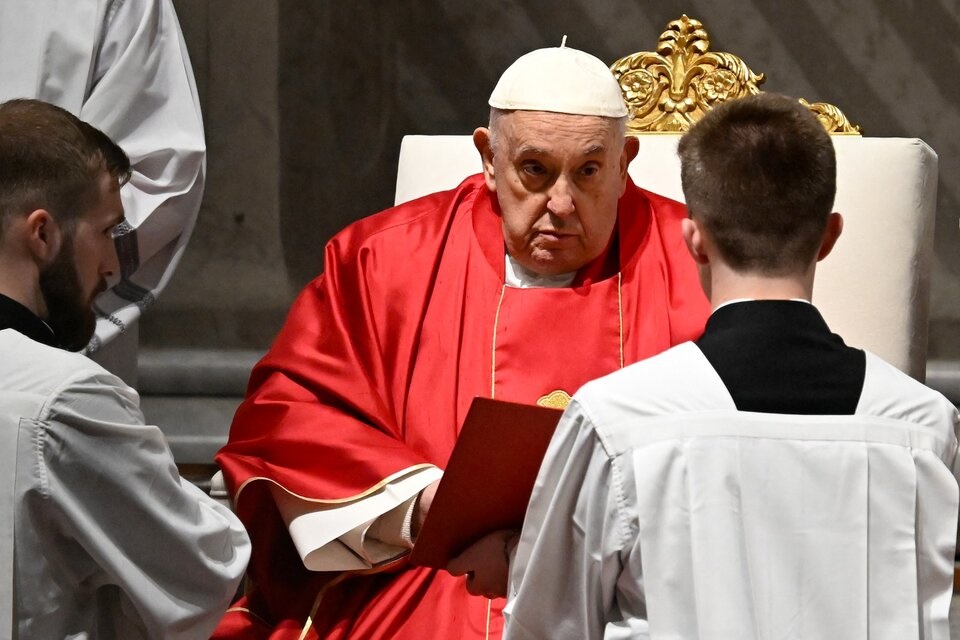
409,397,563,569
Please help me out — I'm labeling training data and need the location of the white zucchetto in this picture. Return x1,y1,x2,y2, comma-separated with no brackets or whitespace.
488,44,628,118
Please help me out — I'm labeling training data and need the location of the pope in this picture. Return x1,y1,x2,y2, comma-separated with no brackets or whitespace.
214,43,710,639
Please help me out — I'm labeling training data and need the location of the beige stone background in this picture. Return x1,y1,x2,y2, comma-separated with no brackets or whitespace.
141,2,960,464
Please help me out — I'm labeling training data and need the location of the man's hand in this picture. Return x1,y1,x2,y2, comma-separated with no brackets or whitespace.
447,529,520,599
411,479,441,540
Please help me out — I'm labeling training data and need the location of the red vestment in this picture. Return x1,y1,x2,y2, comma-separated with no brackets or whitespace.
215,174,709,639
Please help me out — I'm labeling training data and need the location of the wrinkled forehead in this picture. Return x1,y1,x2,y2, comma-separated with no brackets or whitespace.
496,110,624,154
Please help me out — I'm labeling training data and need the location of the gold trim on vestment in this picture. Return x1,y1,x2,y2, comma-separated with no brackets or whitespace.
485,598,492,640
617,272,624,369
491,275,625,405
490,284,507,398
300,556,409,639
232,462,438,510
223,606,273,630
298,616,313,640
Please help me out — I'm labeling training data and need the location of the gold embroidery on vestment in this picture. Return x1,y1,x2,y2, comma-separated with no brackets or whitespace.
537,390,572,409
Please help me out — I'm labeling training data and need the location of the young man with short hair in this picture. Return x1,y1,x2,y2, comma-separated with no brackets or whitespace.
0,98,249,640
503,93,960,639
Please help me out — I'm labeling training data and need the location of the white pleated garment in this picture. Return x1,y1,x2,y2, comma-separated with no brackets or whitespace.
505,343,960,640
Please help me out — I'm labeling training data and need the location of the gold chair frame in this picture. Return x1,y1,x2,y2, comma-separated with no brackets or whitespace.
611,15,861,135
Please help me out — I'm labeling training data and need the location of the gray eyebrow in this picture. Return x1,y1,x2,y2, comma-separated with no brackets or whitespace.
515,144,548,156
514,144,607,157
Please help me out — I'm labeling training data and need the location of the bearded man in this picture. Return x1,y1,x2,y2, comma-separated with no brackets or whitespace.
0,0,206,384
215,44,709,639
0,98,249,640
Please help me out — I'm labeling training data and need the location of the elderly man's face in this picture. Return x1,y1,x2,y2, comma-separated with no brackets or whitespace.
475,110,638,276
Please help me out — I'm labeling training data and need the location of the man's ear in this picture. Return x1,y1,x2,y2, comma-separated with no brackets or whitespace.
816,212,843,262
681,217,709,265
473,127,497,192
24,209,62,264
621,136,639,177
617,136,640,196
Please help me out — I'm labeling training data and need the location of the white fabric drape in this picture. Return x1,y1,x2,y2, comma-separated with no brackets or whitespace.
0,0,205,352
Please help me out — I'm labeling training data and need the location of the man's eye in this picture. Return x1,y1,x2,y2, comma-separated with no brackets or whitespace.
521,163,546,177
580,164,600,177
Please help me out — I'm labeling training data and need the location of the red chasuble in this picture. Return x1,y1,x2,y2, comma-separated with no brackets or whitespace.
214,174,709,639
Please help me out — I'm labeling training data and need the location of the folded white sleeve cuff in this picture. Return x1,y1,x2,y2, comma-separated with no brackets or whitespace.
270,465,443,571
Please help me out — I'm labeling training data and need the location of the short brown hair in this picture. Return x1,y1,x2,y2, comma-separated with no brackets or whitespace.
0,98,131,232
677,93,836,274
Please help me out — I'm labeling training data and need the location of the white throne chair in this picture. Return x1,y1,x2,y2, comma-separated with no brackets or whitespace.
395,15,938,381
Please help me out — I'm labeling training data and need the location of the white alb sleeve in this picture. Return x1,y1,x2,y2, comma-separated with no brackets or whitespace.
31,369,250,640
270,465,443,571
503,398,642,640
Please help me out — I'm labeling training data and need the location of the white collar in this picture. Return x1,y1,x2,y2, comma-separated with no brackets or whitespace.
504,253,577,289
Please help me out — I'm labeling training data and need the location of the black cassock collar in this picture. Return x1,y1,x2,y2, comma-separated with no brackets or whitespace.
696,299,866,415
0,293,60,349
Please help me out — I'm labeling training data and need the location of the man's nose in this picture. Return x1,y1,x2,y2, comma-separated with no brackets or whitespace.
546,176,575,218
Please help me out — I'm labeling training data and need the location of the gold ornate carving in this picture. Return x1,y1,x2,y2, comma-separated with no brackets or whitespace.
800,98,863,135
537,390,571,410
611,15,861,135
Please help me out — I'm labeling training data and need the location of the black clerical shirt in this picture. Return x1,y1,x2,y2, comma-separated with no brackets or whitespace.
696,300,866,415
0,293,59,349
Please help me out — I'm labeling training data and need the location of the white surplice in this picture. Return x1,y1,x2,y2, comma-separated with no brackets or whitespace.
0,329,250,640
504,342,960,640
